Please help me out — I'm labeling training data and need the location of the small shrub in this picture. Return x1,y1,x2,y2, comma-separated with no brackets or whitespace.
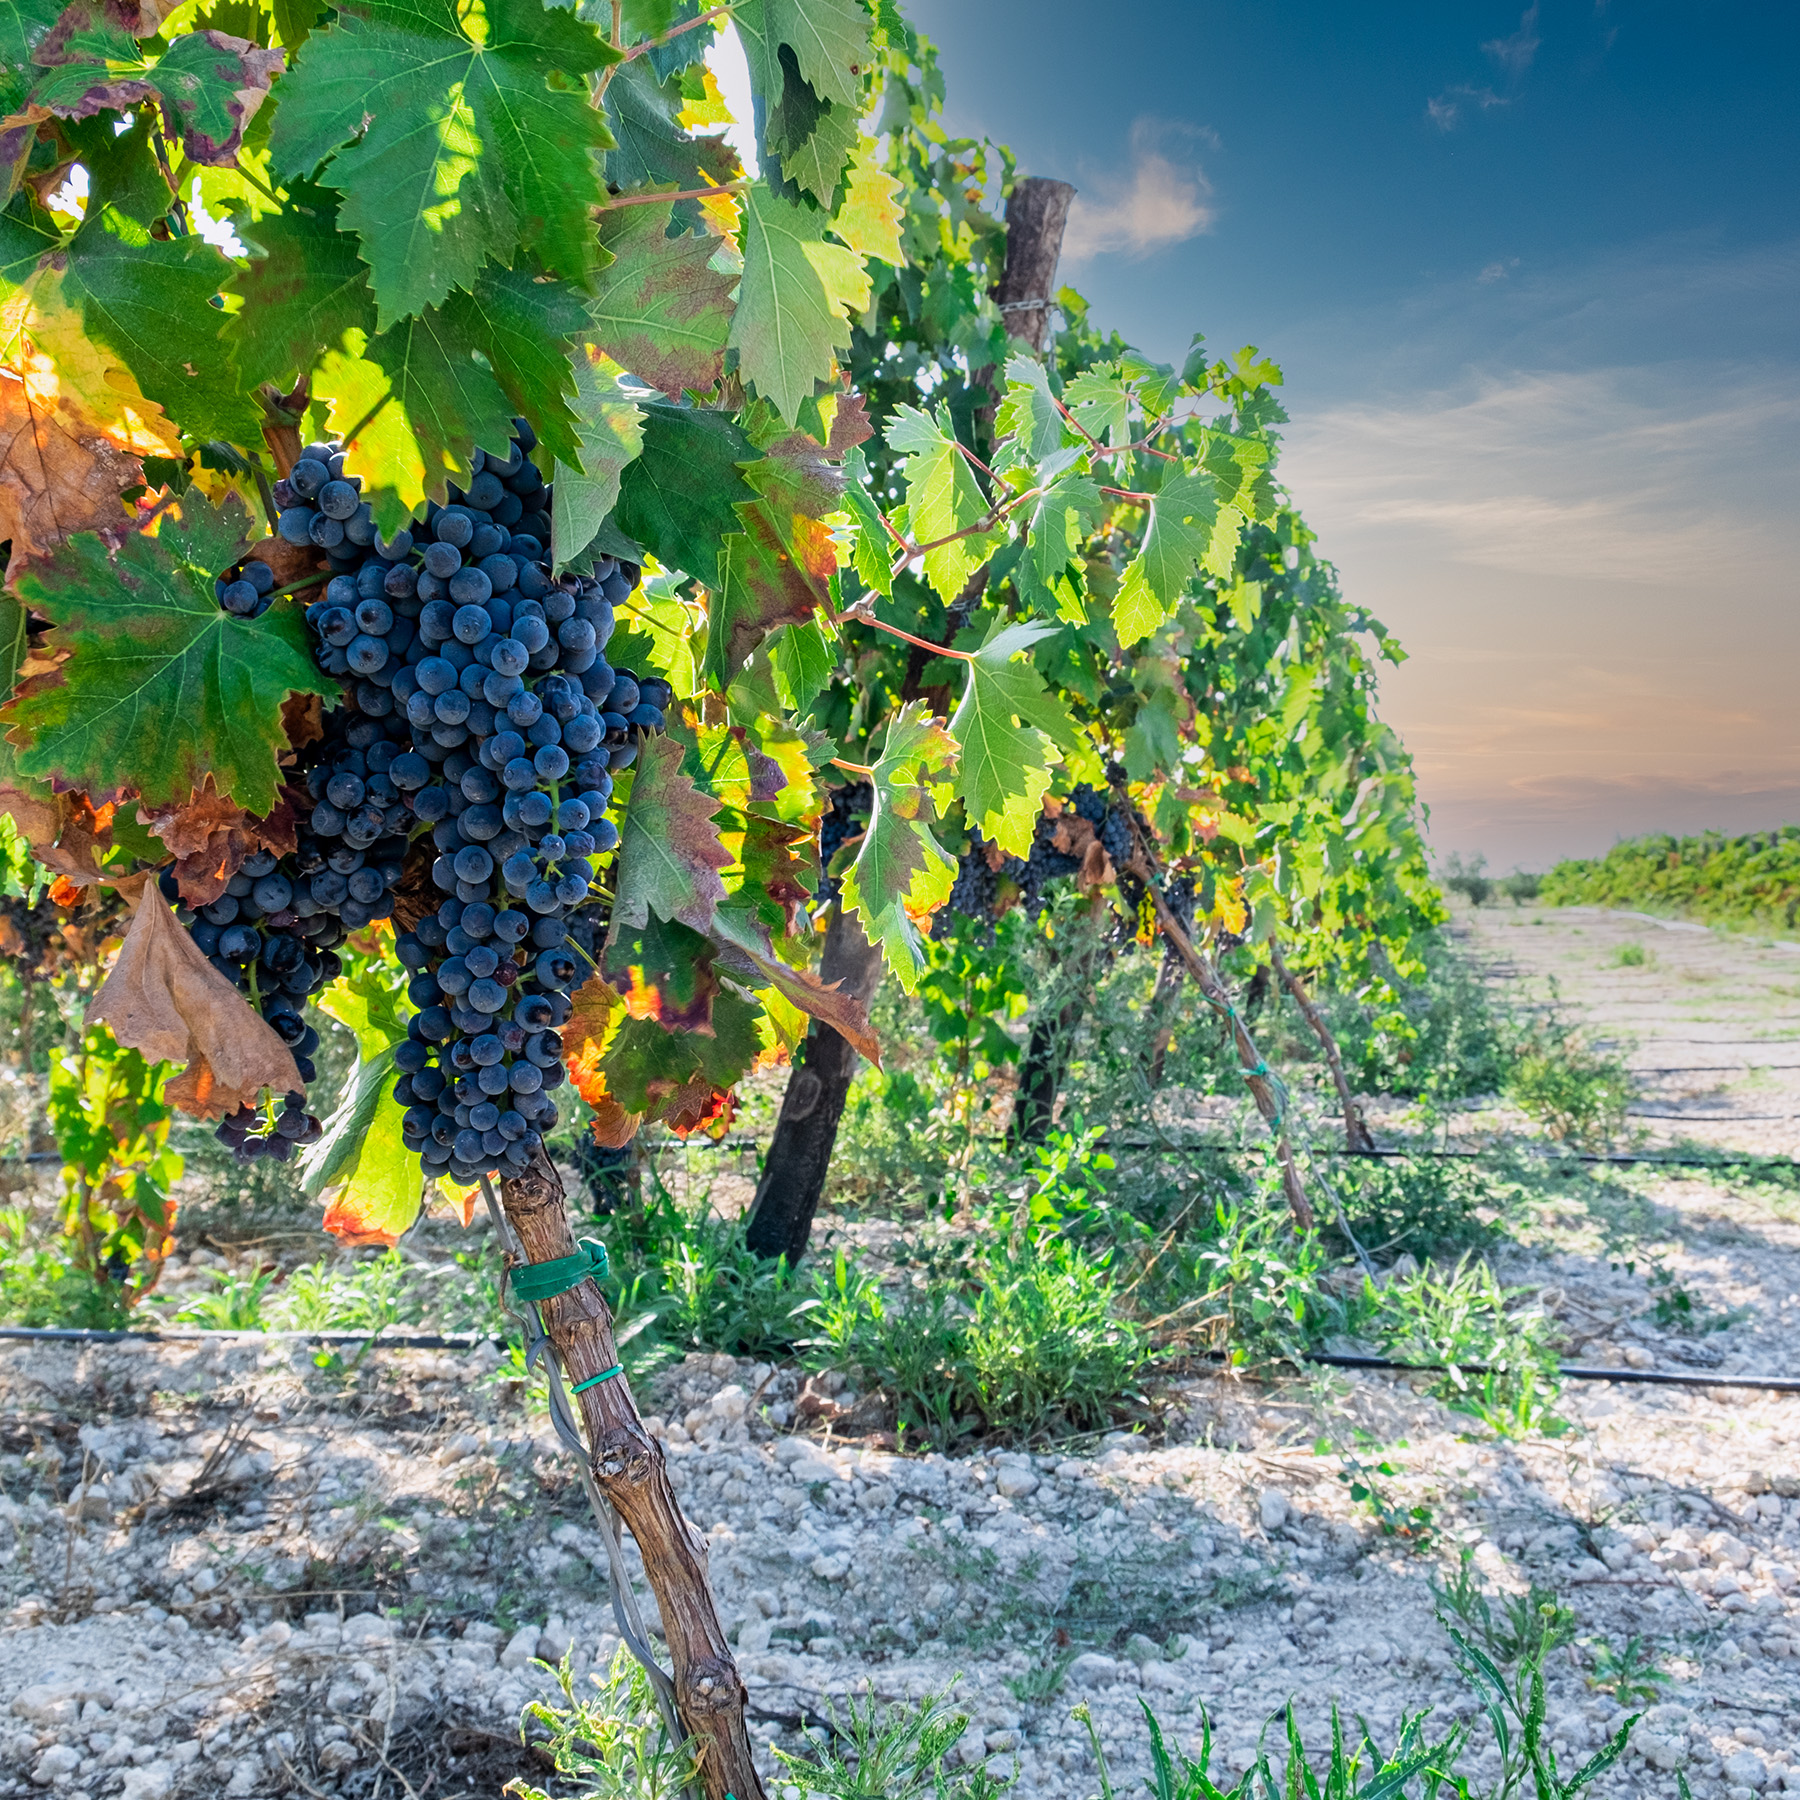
1441,851,1493,907
963,1235,1143,1435
511,1647,700,1800
1612,942,1649,967
1324,1156,1495,1260
0,1208,128,1328
770,1685,1009,1800
1505,1028,1632,1145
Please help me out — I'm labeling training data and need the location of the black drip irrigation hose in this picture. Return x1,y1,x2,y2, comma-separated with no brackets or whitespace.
0,1326,500,1348
1297,1350,1800,1395
672,1134,1798,1173
3,1324,1798,1394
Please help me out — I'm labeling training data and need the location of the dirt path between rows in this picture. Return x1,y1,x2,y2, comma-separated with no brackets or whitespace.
4,908,1800,1800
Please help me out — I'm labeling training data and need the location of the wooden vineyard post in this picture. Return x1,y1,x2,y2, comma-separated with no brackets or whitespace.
499,1148,765,1800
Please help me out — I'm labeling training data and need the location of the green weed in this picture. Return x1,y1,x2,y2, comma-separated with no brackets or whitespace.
510,1647,700,1800
1313,1427,1435,1549
1582,1634,1668,1705
1612,943,1648,967
1432,1548,1577,1667
1369,1254,1566,1433
771,1685,1010,1800
173,1264,274,1331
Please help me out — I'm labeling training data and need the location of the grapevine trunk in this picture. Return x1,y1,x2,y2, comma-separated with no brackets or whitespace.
500,1146,764,1800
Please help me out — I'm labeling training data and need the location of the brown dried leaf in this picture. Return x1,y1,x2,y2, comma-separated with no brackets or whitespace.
280,690,323,757
136,779,292,906
826,389,873,458
248,534,322,594
1079,839,1115,890
0,349,151,582
390,834,438,933
86,884,299,1118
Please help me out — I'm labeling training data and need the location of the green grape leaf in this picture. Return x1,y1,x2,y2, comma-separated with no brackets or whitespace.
840,700,957,992
839,442,893,597
623,0,709,79
3,491,327,815
612,401,758,578
595,988,763,1126
736,0,869,112
317,315,515,536
439,262,586,469
995,354,1066,462
301,1044,424,1246
603,908,721,1032
949,620,1075,859
770,91,858,209
1122,685,1183,782
834,148,904,265
612,576,701,696
552,348,644,573
1064,365,1133,447
728,180,870,424
28,28,286,168
1198,426,1277,527
225,189,374,390
1018,471,1101,621
56,126,259,444
609,730,733,935
270,0,617,329
1112,468,1226,647
770,614,836,712
602,55,735,193
886,402,996,604
586,200,737,400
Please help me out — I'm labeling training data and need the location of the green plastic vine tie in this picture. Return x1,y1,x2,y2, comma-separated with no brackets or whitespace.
509,1237,609,1304
570,1364,623,1394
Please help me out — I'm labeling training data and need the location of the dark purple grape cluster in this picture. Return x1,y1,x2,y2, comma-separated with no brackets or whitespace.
214,1089,320,1162
323,422,675,1189
178,419,674,1182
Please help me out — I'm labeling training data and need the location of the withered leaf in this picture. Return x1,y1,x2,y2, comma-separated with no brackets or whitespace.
137,779,293,905
86,884,299,1117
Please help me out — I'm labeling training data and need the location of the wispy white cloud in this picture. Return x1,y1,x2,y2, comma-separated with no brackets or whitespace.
1426,84,1507,131
1283,366,1800,585
1278,363,1800,860
1428,3,1541,129
1482,3,1543,78
1061,120,1215,261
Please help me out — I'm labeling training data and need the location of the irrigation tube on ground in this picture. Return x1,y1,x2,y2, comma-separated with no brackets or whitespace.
3,1325,1797,1394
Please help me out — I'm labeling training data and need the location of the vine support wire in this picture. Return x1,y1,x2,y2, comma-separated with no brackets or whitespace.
475,1175,697,1793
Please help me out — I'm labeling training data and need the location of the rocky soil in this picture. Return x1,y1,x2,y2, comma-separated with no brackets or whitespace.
3,902,1800,1800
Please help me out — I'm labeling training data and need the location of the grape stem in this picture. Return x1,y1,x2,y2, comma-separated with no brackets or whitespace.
831,609,975,665
828,757,875,778
266,571,331,602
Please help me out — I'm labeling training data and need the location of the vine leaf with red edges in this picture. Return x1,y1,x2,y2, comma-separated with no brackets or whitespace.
2,491,330,817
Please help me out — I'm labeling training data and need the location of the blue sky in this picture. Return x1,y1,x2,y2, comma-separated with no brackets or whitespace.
889,0,1800,868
